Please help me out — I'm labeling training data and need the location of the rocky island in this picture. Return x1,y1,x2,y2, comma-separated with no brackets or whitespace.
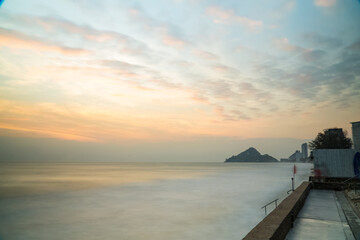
225,147,278,163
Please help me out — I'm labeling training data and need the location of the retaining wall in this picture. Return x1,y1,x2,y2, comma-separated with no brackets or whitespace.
243,182,311,240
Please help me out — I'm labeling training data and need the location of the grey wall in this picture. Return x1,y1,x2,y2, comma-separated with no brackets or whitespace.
313,149,356,178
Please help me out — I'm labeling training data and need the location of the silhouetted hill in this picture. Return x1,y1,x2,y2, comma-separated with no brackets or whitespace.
225,147,278,162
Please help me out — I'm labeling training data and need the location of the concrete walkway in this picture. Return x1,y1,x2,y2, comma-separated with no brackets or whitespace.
286,189,355,240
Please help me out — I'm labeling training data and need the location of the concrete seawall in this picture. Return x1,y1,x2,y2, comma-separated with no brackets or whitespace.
243,182,311,240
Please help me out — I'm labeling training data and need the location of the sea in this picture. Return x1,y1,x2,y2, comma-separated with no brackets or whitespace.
0,162,312,240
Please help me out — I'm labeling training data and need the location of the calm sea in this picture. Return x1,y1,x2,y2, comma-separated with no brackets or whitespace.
0,162,312,240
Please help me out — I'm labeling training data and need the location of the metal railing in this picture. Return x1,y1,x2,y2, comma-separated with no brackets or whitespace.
343,174,360,193
261,198,278,215
261,177,294,215
343,173,360,183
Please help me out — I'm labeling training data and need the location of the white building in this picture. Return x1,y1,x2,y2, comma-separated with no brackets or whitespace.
312,121,360,178
289,150,301,162
352,121,360,151
301,143,308,159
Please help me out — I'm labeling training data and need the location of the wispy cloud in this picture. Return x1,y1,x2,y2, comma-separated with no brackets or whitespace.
303,32,342,49
206,6,263,31
347,40,360,51
274,37,304,52
256,38,360,112
314,0,336,7
0,27,90,56
270,0,296,19
2,13,152,58
274,37,327,61
193,49,219,61
128,7,189,49
239,82,272,101
0,0,358,143
162,35,186,48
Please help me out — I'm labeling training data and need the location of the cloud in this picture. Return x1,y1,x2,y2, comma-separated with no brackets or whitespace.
100,59,183,90
0,124,97,142
212,64,239,76
270,0,296,19
162,35,186,48
206,6,263,31
239,82,272,101
206,80,236,99
274,37,327,61
213,64,232,72
102,60,144,79
274,38,304,52
211,103,251,121
303,32,342,49
284,1,296,12
255,38,360,110
0,100,99,142
314,0,336,7
191,94,209,103
193,49,219,61
183,75,278,122
0,27,90,56
301,50,327,61
347,40,360,51
2,13,151,58
128,8,189,49
0,99,202,142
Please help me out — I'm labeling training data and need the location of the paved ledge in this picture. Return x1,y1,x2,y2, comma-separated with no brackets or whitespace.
287,190,355,240
243,182,311,240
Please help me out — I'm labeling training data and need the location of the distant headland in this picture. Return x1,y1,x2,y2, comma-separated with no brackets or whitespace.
225,147,278,163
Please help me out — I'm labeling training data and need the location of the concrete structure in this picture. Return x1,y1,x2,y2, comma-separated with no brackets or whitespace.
313,149,355,178
287,190,355,240
243,182,311,240
301,143,308,159
352,121,360,151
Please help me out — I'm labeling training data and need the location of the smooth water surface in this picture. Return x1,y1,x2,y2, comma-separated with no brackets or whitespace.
0,162,312,240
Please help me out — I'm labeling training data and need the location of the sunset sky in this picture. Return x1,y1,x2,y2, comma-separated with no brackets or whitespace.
0,0,359,161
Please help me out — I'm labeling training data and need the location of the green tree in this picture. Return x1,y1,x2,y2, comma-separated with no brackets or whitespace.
309,128,352,150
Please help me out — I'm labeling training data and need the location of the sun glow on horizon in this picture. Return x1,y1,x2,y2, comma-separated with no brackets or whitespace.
0,0,359,146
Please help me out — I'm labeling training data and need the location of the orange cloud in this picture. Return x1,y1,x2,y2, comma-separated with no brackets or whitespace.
162,35,186,48
274,38,304,52
206,6,263,31
193,49,219,61
0,27,90,56
314,0,336,7
191,94,209,104
9,15,148,57
0,96,207,143
0,124,97,142
213,64,230,72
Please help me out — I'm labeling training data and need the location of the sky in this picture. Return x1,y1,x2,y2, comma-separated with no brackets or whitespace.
0,0,359,162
